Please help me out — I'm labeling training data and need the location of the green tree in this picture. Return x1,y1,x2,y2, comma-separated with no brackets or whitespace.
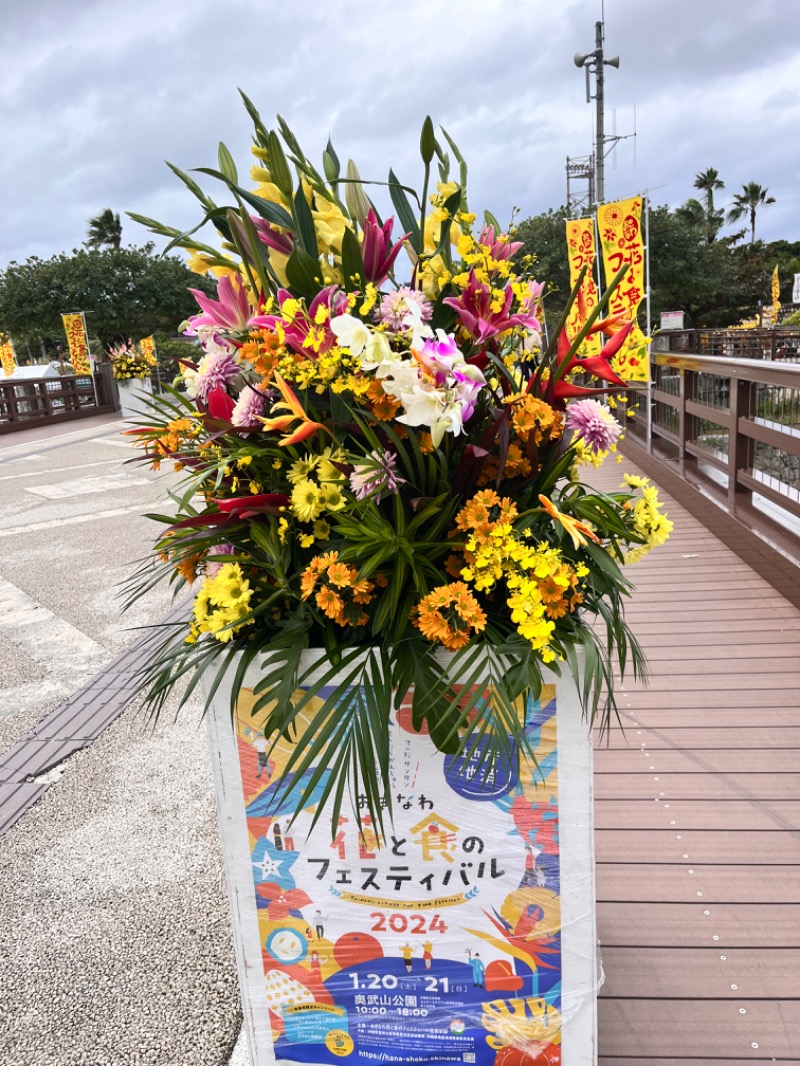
0,245,215,356
513,207,572,322
727,182,776,244
693,167,725,244
85,208,123,251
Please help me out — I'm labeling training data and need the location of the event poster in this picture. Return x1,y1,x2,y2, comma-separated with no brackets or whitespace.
231,683,564,1066
564,218,601,358
61,312,92,375
597,196,650,382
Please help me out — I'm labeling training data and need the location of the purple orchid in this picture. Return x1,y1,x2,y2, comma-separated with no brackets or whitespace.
251,286,350,357
360,210,409,286
188,274,253,333
443,270,541,345
478,224,524,262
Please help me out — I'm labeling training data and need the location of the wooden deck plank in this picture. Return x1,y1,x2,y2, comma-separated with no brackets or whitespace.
600,726,800,748
593,773,800,800
595,829,800,864
596,864,800,904
600,947,800,999
598,999,800,1058
594,748,800,774
597,901,800,947
595,799,800,830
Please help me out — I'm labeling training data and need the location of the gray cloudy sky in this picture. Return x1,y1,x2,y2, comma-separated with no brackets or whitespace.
3,0,799,267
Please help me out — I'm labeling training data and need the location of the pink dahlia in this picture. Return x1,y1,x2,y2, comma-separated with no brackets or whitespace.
376,287,432,331
195,351,239,403
565,399,622,455
231,385,267,429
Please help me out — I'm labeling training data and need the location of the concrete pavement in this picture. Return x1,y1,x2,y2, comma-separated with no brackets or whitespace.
0,418,242,1065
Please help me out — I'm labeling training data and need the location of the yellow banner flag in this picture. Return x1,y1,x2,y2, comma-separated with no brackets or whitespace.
139,335,157,366
61,313,92,375
565,217,601,356
597,196,649,382
0,334,17,377
772,265,780,324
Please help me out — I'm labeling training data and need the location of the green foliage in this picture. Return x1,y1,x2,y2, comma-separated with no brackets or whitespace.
513,207,571,320
0,246,215,354
85,208,123,251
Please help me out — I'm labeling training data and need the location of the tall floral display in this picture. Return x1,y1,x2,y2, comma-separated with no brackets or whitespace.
126,99,672,1065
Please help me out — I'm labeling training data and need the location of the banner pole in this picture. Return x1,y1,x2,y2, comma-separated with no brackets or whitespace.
644,193,652,449
81,312,100,406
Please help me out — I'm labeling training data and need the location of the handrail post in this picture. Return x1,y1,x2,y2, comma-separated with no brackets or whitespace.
678,367,695,460
728,375,755,506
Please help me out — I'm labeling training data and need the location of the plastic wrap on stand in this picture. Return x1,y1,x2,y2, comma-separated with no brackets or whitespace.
204,652,600,1066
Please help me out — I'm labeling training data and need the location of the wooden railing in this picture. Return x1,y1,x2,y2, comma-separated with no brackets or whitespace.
626,352,800,526
652,327,800,363
0,366,117,434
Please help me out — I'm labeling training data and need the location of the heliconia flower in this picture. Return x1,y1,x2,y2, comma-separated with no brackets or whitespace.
260,372,329,446
169,493,290,531
538,495,601,550
231,385,267,429
477,224,524,262
195,351,239,403
443,271,541,344
376,287,433,331
250,287,350,356
360,210,409,286
565,399,622,455
251,216,295,257
187,274,254,333
349,449,405,503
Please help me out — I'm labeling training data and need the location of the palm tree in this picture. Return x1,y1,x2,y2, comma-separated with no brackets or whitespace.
693,167,725,244
85,209,123,251
727,183,776,244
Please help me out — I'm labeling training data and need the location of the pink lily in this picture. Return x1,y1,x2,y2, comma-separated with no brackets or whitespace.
477,224,524,263
251,286,350,357
188,274,254,333
360,210,409,286
443,270,540,344
251,217,295,257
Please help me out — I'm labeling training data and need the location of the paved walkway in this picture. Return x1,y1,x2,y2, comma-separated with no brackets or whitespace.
0,419,241,1066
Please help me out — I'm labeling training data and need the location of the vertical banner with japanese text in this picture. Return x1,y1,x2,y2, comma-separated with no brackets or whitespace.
139,335,157,366
61,313,92,375
597,196,650,382
565,218,601,356
206,662,599,1066
0,335,17,376
772,266,781,325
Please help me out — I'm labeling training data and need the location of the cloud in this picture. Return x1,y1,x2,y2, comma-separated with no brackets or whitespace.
2,0,798,270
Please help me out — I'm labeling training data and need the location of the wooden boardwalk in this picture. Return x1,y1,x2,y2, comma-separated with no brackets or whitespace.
590,459,800,1064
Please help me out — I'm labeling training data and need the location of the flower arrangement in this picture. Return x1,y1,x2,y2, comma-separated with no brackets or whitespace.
125,98,672,829
108,338,154,381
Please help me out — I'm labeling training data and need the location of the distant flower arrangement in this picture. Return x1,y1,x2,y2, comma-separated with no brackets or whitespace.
125,98,672,822
108,339,153,381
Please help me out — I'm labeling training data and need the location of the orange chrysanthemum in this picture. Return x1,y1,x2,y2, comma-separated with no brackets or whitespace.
414,582,487,651
316,586,344,620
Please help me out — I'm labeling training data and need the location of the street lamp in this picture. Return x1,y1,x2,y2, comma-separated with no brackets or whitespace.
574,21,619,204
